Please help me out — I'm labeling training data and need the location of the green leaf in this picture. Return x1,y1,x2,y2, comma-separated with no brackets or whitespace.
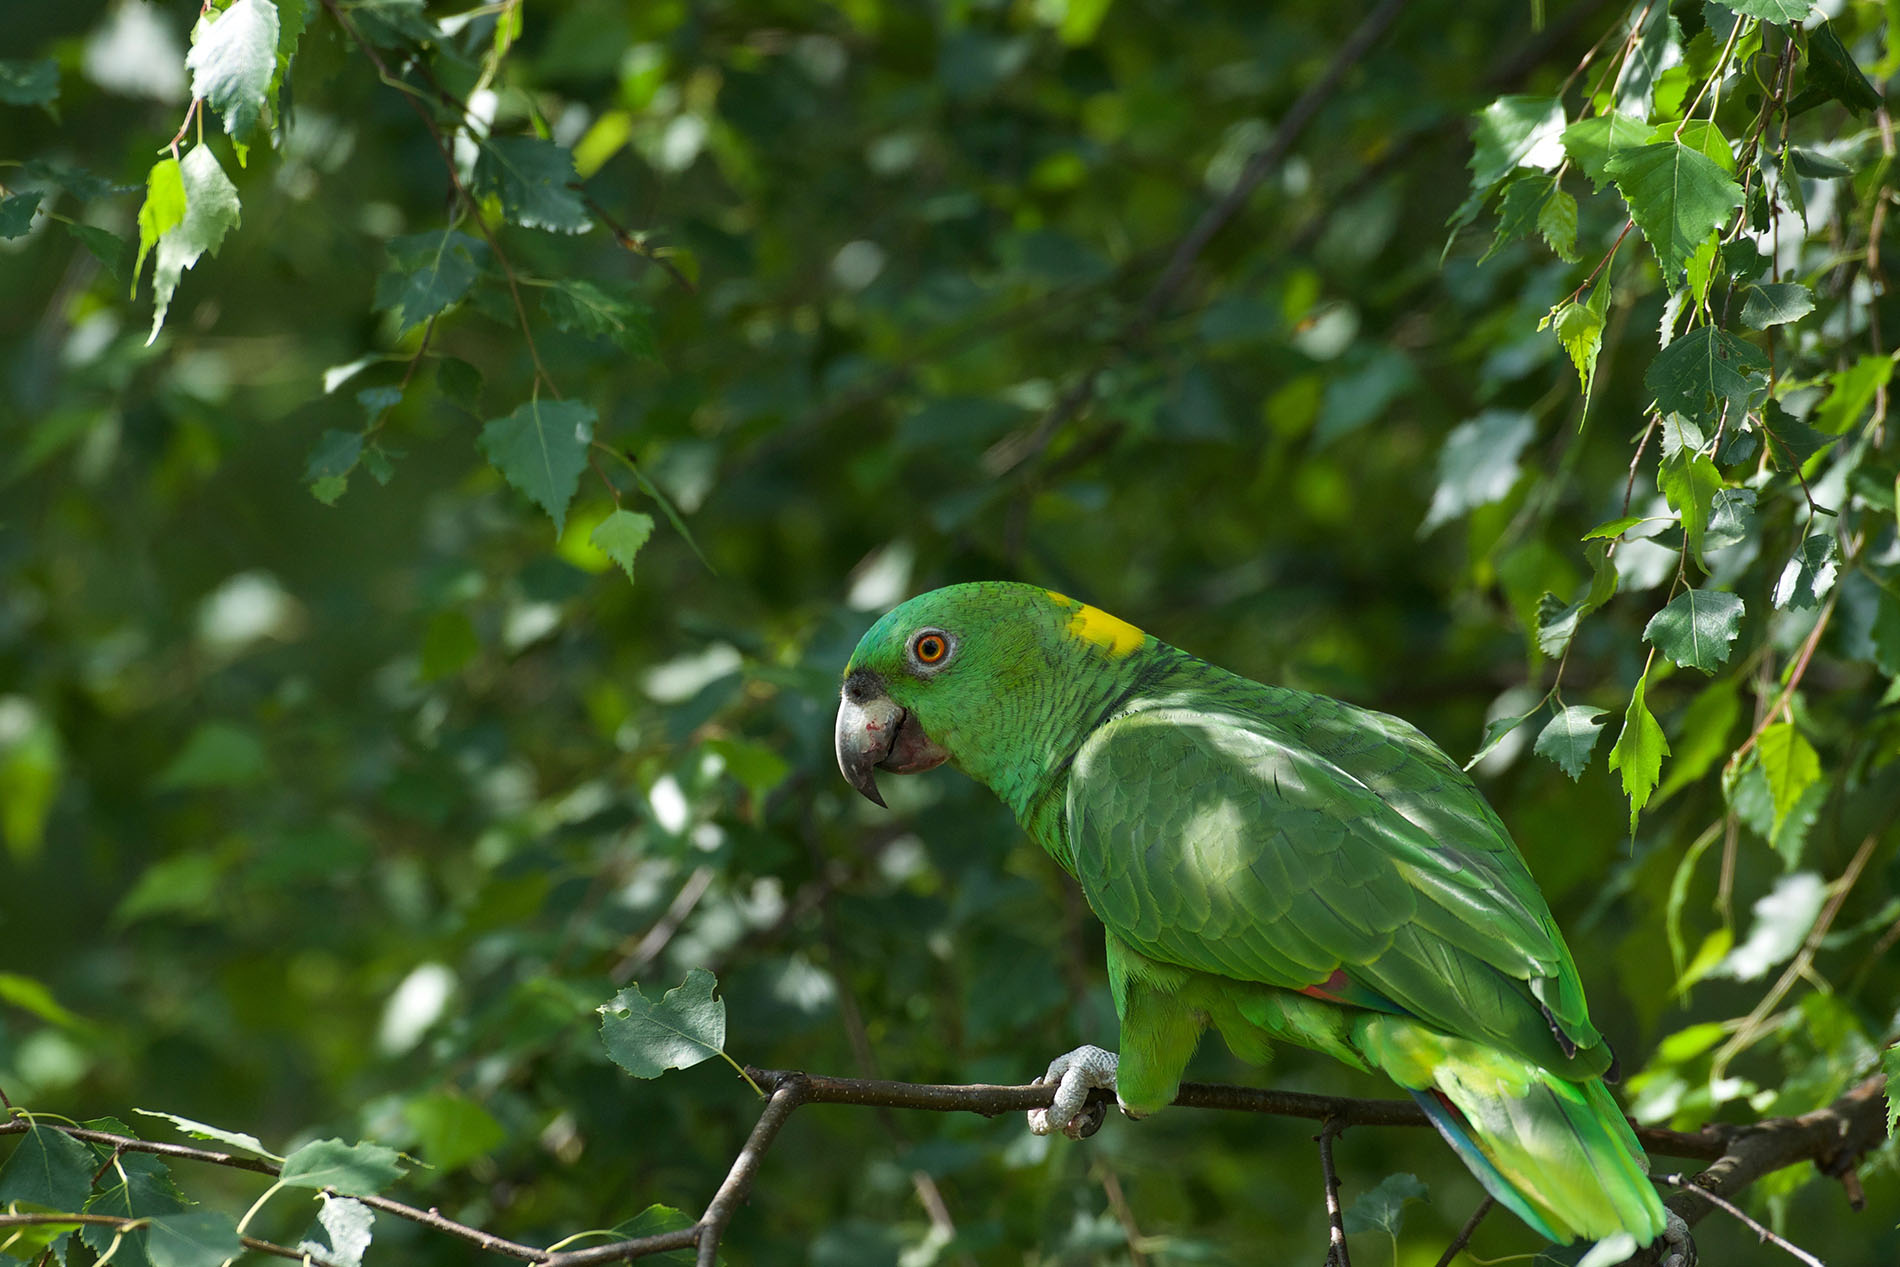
351,0,439,48
1813,355,1893,435
297,1194,374,1267
591,509,656,586
1536,184,1579,261
1704,487,1756,550
1421,410,1532,531
474,136,590,233
1789,147,1852,179
1463,708,1537,771
1711,0,1813,20
0,191,41,239
609,1205,695,1264
1560,111,1648,188
156,722,268,789
1583,515,1647,540
279,1139,404,1194
0,1123,94,1211
0,973,86,1028
1740,283,1815,329
187,0,281,139
146,145,242,345
1646,327,1770,421
376,230,488,334
1608,671,1670,831
1341,1172,1428,1237
68,222,135,288
1882,1045,1899,1137
1534,706,1610,780
1644,589,1744,673
134,158,187,296
133,1110,277,1160
145,1210,242,1267
478,399,596,534
1605,142,1743,280
542,280,656,356
305,429,363,506
1757,722,1821,841
1550,281,1612,410
1872,585,1900,678
1761,403,1837,471
599,967,728,1079
1469,96,1565,189
1773,532,1838,610
84,1154,186,1267
1534,540,1618,658
402,1094,505,1172
1659,450,1724,563
0,57,59,107
1483,175,1551,263
1789,19,1880,116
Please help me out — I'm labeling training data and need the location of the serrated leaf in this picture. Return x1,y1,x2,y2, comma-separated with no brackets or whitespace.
1789,19,1880,116
1463,708,1536,771
187,0,280,139
1773,532,1838,610
1552,281,1612,409
1760,403,1837,471
1789,147,1851,179
402,1095,504,1172
1535,540,1618,658
133,1110,277,1160
591,509,655,586
1560,111,1648,188
542,280,656,356
1740,283,1815,329
0,191,41,239
279,1139,404,1194
84,1153,186,1267
1882,1045,1899,1137
1470,96,1567,188
1537,185,1578,261
0,1123,94,1211
1534,706,1610,780
1342,1173,1428,1237
298,1194,374,1267
376,230,487,334
478,399,596,534
134,158,186,296
1608,672,1670,831
1422,410,1533,531
1647,327,1770,421
1483,175,1551,263
1583,515,1648,540
474,136,590,233
1644,588,1744,673
68,221,134,287
304,430,363,506
1606,142,1743,280
0,57,59,106
1659,450,1724,563
1704,487,1755,551
1712,0,1813,20
599,967,727,1079
1757,723,1821,838
146,1210,242,1267
147,146,241,345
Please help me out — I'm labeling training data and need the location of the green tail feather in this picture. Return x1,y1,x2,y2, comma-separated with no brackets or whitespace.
1356,1015,1666,1245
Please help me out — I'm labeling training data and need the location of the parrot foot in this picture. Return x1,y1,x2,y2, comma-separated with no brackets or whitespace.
1028,1045,1121,1140
1656,1209,1695,1267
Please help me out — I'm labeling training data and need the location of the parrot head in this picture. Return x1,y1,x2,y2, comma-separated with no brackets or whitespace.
835,581,1149,807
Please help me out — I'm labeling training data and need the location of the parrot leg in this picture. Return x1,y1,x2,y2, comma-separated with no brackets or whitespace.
1028,1045,1119,1140
1657,1209,1695,1267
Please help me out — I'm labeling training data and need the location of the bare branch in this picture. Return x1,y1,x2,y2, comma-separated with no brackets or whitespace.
1659,1175,1825,1267
1317,1116,1353,1267
1433,1195,1495,1267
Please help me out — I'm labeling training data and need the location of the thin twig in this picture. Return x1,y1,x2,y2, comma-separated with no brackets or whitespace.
612,865,716,983
1660,1175,1825,1267
1432,1195,1494,1267
1317,1116,1352,1267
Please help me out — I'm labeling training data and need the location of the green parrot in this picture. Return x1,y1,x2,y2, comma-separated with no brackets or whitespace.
835,581,1682,1259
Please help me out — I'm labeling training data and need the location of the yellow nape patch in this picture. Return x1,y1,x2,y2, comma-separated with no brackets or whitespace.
1046,591,1145,656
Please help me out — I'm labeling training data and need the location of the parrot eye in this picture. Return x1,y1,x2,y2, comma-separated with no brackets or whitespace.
908,629,953,669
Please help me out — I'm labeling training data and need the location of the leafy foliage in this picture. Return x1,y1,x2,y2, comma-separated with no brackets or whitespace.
1,1,1896,1264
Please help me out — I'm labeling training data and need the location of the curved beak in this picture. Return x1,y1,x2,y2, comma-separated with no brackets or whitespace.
835,670,949,808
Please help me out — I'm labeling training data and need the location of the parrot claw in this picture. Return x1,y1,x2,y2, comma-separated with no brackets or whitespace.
1656,1210,1695,1267
1028,1045,1120,1140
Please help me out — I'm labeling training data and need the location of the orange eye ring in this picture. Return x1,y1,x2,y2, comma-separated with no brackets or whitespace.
912,632,949,665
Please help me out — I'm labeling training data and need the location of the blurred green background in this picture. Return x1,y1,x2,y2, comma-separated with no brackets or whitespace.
2,0,1896,1263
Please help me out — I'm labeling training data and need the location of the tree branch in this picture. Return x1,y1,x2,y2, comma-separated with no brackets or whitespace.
1317,1116,1352,1267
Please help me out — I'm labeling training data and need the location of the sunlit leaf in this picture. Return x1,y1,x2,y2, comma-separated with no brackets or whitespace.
474,136,591,233
186,0,280,139
147,145,242,345
1643,588,1744,673
1606,142,1743,279
279,1139,405,1194
1608,671,1670,831
1533,706,1609,780
600,968,728,1079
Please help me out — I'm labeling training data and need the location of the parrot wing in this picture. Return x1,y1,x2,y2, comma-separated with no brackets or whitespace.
1064,700,1606,1075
